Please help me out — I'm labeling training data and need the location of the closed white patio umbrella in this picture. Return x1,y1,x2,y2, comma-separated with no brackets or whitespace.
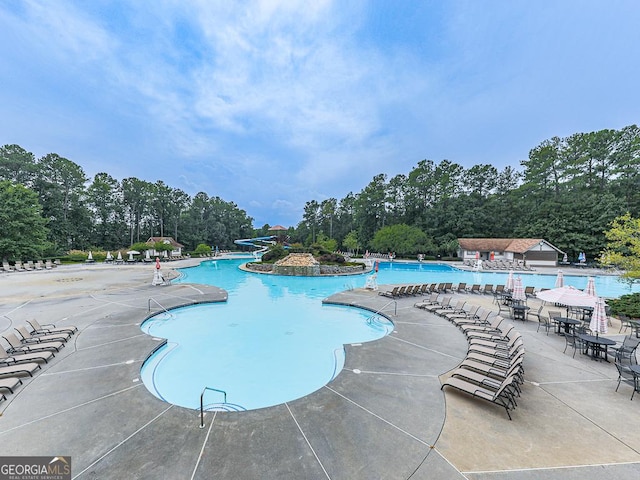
512,276,526,303
505,270,515,291
554,270,564,288
589,297,608,337
584,277,596,297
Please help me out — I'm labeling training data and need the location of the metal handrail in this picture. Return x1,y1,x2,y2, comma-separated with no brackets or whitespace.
148,298,170,313
200,386,227,428
375,299,397,316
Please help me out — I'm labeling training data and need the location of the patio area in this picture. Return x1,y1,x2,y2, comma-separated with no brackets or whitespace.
1,262,639,479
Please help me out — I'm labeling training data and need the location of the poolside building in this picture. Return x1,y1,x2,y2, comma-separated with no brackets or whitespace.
457,238,564,267
145,236,185,259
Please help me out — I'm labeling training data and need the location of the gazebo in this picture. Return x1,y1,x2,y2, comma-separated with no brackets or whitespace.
268,225,288,233
268,225,288,244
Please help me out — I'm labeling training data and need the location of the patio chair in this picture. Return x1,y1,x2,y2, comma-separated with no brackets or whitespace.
452,282,467,293
15,326,71,344
421,296,452,312
379,286,400,298
0,347,55,365
0,362,41,378
395,286,408,297
459,355,525,384
467,324,517,344
527,305,544,323
2,332,65,353
465,348,525,370
458,311,497,332
563,332,585,358
492,285,505,303
482,284,494,295
414,293,440,309
430,299,463,317
524,286,536,298
460,315,504,337
468,336,523,358
536,313,557,336
453,360,524,393
467,284,481,294
446,305,480,324
27,318,77,335
403,285,418,296
0,376,23,394
433,299,459,317
441,373,519,420
609,336,640,364
614,360,639,400
618,314,634,334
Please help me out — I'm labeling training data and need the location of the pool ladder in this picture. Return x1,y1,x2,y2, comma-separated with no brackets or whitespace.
200,387,226,428
199,387,246,428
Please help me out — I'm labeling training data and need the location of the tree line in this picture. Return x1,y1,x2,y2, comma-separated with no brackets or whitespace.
0,145,254,261
2,124,638,263
289,125,640,261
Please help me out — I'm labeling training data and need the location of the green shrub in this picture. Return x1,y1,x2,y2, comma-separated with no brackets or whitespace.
608,293,640,319
317,253,345,264
261,244,288,263
194,243,212,255
65,250,89,262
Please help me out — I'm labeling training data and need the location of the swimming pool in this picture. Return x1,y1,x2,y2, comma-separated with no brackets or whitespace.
141,258,638,412
140,257,394,412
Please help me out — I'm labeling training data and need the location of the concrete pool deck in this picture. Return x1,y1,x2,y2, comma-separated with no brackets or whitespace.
0,260,639,479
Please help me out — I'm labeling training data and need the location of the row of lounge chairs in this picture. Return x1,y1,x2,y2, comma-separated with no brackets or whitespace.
462,259,535,271
0,319,77,406
413,295,525,420
1,260,58,272
379,282,537,299
379,283,457,298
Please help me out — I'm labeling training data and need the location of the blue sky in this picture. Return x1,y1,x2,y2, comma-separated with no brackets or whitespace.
1,1,639,228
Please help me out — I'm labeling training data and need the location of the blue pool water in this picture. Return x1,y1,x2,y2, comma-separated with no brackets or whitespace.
141,258,638,412
140,257,394,412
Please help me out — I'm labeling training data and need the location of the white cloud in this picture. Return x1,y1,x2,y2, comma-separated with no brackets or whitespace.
2,0,640,228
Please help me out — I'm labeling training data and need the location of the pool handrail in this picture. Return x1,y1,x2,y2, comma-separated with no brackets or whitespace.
148,298,171,314
376,299,397,316
200,386,228,428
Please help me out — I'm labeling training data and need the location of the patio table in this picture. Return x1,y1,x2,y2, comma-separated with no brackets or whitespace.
511,304,529,321
553,316,581,335
577,333,616,362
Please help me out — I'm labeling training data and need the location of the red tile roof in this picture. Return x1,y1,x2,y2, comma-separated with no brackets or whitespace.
457,238,561,254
